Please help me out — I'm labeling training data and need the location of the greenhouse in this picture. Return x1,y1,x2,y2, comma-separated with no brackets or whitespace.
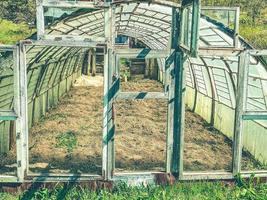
0,0,267,186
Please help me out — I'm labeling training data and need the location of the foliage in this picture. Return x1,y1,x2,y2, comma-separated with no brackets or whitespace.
1,178,267,200
0,20,33,44
0,0,35,24
235,174,267,199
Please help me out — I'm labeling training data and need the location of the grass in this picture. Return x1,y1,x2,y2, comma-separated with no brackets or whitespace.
0,19,33,45
0,176,267,200
239,9,267,49
240,24,267,49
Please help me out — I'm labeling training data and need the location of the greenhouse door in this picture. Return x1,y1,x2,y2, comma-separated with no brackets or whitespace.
0,45,27,183
164,0,201,177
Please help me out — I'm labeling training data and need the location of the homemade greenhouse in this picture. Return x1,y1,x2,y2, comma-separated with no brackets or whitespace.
0,0,267,186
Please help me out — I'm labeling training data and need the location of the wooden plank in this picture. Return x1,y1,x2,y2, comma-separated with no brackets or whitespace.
242,112,267,120
181,171,234,180
19,43,29,181
198,47,243,56
232,51,249,175
102,7,115,180
116,92,167,100
166,8,178,173
0,111,18,121
23,39,104,48
166,61,175,173
201,6,240,11
249,50,267,56
115,49,173,59
173,51,186,177
42,0,98,8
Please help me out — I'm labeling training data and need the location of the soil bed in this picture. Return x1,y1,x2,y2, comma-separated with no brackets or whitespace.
0,76,263,175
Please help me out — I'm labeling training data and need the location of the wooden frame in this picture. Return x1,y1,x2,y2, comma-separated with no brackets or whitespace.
110,48,172,177
0,45,25,183
36,0,107,42
201,6,240,48
18,40,105,181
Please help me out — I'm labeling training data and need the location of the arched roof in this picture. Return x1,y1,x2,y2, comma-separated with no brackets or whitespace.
1,2,264,128
45,2,267,119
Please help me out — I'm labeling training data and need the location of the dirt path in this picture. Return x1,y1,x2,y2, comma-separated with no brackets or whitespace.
0,76,262,175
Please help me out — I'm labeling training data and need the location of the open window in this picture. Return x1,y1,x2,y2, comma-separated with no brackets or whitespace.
0,45,24,182
201,6,240,48
179,0,201,57
36,0,107,42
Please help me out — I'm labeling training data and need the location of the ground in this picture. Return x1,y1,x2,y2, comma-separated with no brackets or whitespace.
0,75,263,175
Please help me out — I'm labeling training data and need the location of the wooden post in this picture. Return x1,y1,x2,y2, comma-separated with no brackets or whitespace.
166,7,178,174
102,6,116,180
166,51,186,178
173,51,186,177
166,57,175,174
18,42,28,182
166,6,187,179
233,51,249,175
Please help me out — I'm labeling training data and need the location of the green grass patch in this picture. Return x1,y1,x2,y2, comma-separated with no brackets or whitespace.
240,24,267,49
1,178,267,200
0,19,33,44
55,131,78,153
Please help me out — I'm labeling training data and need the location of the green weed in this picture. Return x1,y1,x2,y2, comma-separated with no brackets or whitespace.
55,131,78,153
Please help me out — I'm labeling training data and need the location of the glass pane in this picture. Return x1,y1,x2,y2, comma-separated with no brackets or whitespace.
180,1,200,56
241,120,267,171
246,56,267,112
201,9,236,29
184,67,235,172
44,7,102,37
0,50,14,111
181,6,193,50
183,107,234,172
